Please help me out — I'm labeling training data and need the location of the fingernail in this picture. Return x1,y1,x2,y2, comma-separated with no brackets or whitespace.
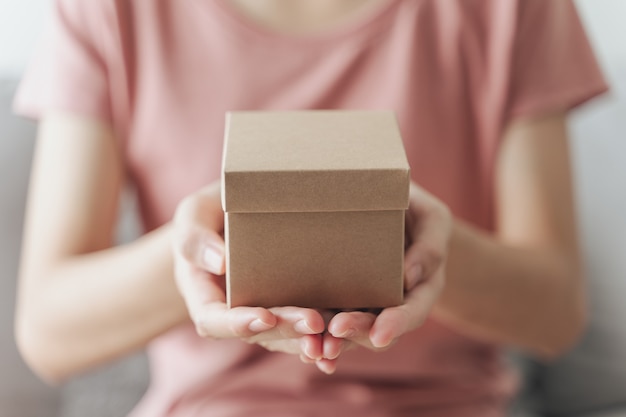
300,338,322,360
372,336,393,349
248,318,273,332
294,320,315,334
405,264,423,290
202,246,224,273
324,343,342,360
317,360,335,375
338,328,357,338
300,354,315,364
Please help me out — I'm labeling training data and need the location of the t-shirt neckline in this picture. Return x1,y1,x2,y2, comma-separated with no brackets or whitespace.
211,0,401,45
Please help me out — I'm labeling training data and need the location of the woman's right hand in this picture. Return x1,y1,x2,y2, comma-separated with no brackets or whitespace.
172,182,339,371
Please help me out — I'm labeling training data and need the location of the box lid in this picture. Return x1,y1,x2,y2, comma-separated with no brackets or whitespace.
222,111,410,213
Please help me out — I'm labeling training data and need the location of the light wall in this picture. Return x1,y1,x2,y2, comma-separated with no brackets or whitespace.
0,0,51,78
577,0,626,86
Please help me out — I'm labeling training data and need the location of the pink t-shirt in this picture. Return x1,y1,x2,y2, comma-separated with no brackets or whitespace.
15,0,607,416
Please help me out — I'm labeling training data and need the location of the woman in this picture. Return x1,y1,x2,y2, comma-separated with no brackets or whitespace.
14,0,607,416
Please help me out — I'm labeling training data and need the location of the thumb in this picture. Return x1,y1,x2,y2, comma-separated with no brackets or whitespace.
173,183,226,275
176,225,226,275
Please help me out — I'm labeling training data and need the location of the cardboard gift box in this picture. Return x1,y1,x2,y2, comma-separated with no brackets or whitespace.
221,110,410,309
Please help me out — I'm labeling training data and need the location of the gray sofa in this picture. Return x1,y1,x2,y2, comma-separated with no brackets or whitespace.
1,74,625,416
0,80,60,417
513,74,626,417
0,79,147,417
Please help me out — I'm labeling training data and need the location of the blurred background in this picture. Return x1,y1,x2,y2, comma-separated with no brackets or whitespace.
1,1,625,416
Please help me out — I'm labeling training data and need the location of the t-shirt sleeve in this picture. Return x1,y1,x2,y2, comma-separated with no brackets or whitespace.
13,0,112,123
507,0,608,120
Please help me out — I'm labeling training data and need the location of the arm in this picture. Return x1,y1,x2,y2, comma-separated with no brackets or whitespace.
15,112,189,383
17,112,326,382
328,112,585,361
434,112,586,358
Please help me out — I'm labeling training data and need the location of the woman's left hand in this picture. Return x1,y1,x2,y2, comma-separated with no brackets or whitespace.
318,183,451,373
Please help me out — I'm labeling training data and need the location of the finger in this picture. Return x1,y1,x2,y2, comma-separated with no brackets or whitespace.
404,186,451,290
174,249,281,341
173,183,226,275
322,332,344,360
246,307,325,343
175,253,277,338
327,311,379,350
300,354,316,364
173,253,226,313
175,225,226,275
254,335,322,360
301,334,323,360
174,182,223,230
270,306,326,336
370,269,445,348
315,358,338,375
194,302,277,339
327,310,376,339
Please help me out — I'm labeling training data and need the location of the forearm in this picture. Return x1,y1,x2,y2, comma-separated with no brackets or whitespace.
16,224,189,383
434,219,585,358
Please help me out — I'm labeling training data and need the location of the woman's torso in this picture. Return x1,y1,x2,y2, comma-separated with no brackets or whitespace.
99,0,521,415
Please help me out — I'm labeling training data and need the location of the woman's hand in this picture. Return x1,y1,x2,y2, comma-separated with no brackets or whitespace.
172,181,450,374
172,182,328,367
325,183,451,359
